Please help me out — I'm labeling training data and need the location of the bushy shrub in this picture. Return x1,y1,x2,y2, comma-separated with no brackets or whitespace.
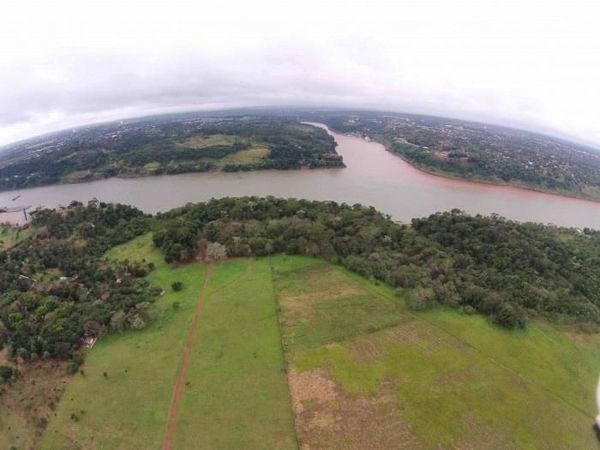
492,303,526,329
0,365,14,382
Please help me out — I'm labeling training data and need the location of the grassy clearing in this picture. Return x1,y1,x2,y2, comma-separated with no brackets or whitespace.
104,232,163,266
40,234,207,449
0,225,18,250
0,224,35,249
178,134,241,149
143,162,161,173
417,309,600,416
219,147,270,166
273,255,600,449
274,258,405,352
62,169,93,182
174,258,296,449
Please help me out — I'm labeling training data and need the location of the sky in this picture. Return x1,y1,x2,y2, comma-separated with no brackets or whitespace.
1,0,599,147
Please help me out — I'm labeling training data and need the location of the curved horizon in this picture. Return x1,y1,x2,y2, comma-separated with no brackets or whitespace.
1,0,599,148
1,105,598,153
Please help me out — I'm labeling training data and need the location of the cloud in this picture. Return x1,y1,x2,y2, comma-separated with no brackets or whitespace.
0,0,599,147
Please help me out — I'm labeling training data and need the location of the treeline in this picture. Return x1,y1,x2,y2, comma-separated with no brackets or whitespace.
153,197,600,329
0,201,156,365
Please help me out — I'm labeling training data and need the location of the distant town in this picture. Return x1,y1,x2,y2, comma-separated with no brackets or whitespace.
309,110,600,201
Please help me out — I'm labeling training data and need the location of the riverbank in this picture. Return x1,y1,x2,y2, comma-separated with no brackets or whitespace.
343,131,600,206
0,160,346,197
393,146,600,205
1,125,600,229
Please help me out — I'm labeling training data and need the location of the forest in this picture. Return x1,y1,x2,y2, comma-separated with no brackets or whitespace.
2,198,600,381
0,115,343,191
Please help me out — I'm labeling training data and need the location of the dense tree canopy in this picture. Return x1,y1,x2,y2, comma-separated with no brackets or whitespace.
0,201,155,362
154,197,600,329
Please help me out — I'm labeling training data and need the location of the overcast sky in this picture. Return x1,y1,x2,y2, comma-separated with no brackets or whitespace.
1,0,599,147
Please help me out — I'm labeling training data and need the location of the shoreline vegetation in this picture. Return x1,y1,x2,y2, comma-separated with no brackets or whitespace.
377,137,600,205
0,162,346,195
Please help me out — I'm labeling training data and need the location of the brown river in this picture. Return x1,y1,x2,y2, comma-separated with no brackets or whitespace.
1,124,599,228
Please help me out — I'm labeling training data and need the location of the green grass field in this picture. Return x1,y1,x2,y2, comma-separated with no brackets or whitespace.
219,147,270,166
40,234,208,449
36,243,600,449
143,162,161,173
146,134,270,173
0,225,18,249
273,256,600,449
173,258,296,449
178,134,241,149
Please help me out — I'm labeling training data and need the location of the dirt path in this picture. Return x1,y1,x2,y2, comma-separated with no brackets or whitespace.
162,264,212,450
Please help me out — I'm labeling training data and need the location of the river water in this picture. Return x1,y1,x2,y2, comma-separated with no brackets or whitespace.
1,124,599,228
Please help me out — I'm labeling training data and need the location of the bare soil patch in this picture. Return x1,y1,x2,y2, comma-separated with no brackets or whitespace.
348,336,385,363
289,368,338,415
565,329,600,347
278,266,364,325
384,319,467,354
162,265,212,450
454,414,517,449
280,286,362,323
288,367,420,449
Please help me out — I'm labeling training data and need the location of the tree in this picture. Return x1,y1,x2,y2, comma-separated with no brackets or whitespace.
492,303,526,329
206,242,227,261
16,347,29,362
171,281,183,291
110,310,127,331
83,320,102,338
0,365,14,382
408,286,435,310
129,313,147,330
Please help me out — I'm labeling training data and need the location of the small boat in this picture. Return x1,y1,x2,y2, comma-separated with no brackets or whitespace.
12,195,20,201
